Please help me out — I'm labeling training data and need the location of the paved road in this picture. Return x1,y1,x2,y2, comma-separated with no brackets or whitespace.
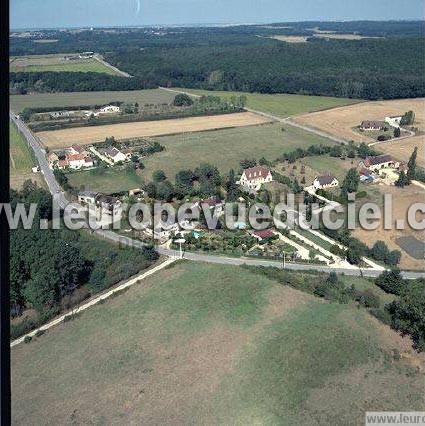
10,112,425,280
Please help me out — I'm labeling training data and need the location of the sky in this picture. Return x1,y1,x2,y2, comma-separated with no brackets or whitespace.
11,0,425,29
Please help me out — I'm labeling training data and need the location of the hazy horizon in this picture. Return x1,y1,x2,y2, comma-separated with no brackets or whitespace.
11,0,424,30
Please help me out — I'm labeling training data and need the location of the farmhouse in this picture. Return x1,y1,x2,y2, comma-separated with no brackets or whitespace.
77,191,123,222
239,166,273,191
358,155,399,172
100,105,120,114
57,159,69,170
313,174,339,190
104,147,127,163
67,154,93,169
49,110,72,119
69,145,87,155
251,228,277,241
359,120,387,131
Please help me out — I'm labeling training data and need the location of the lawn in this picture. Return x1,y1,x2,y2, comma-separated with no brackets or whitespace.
66,168,142,194
179,88,362,117
301,155,351,181
144,122,334,181
10,89,176,113
10,55,120,75
11,262,424,424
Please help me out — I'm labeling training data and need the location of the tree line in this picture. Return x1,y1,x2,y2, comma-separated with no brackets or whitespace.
10,181,158,339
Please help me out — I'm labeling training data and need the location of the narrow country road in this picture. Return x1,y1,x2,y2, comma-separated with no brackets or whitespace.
93,54,132,77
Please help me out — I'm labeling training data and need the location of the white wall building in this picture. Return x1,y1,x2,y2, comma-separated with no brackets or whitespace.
313,174,339,190
239,166,273,191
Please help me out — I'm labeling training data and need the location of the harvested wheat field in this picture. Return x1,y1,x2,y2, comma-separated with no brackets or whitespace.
37,112,272,148
378,135,425,168
293,98,425,163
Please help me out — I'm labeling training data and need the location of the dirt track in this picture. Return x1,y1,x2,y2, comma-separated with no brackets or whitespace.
37,112,272,148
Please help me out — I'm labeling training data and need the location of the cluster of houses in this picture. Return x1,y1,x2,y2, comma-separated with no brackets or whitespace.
47,145,94,170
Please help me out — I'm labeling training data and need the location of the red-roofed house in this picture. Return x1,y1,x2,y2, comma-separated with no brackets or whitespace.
239,166,273,191
57,159,69,170
251,228,277,241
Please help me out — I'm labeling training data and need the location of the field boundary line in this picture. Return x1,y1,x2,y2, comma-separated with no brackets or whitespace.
93,54,132,77
10,257,176,348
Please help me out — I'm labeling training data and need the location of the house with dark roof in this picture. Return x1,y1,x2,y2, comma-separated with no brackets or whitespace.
358,155,399,172
313,174,339,190
239,166,273,191
104,147,127,164
360,120,387,131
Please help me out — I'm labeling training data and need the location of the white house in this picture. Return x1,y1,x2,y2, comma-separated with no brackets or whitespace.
239,166,273,191
100,105,120,114
67,154,93,169
78,191,123,224
104,147,127,164
358,155,399,173
313,174,339,190
78,191,98,205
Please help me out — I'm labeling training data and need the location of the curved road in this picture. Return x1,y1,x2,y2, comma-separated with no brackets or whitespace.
9,112,425,280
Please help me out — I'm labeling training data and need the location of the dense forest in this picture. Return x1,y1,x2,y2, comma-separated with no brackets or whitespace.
10,181,158,338
104,37,425,99
10,22,425,99
10,71,155,92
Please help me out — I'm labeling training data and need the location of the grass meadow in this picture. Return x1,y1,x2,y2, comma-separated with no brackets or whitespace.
9,122,44,189
11,262,424,424
144,122,333,181
180,88,362,117
10,55,120,75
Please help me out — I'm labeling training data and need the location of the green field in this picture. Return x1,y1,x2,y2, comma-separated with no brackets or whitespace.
10,55,120,75
180,88,362,117
67,168,142,194
10,89,176,113
11,262,423,424
67,122,334,192
145,122,334,181
302,155,350,181
9,122,34,173
9,122,43,189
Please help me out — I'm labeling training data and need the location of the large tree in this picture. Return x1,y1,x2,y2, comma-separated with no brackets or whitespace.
341,168,360,196
407,146,418,182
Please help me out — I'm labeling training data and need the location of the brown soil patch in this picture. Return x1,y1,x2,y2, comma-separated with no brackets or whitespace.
352,185,424,270
37,112,272,149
